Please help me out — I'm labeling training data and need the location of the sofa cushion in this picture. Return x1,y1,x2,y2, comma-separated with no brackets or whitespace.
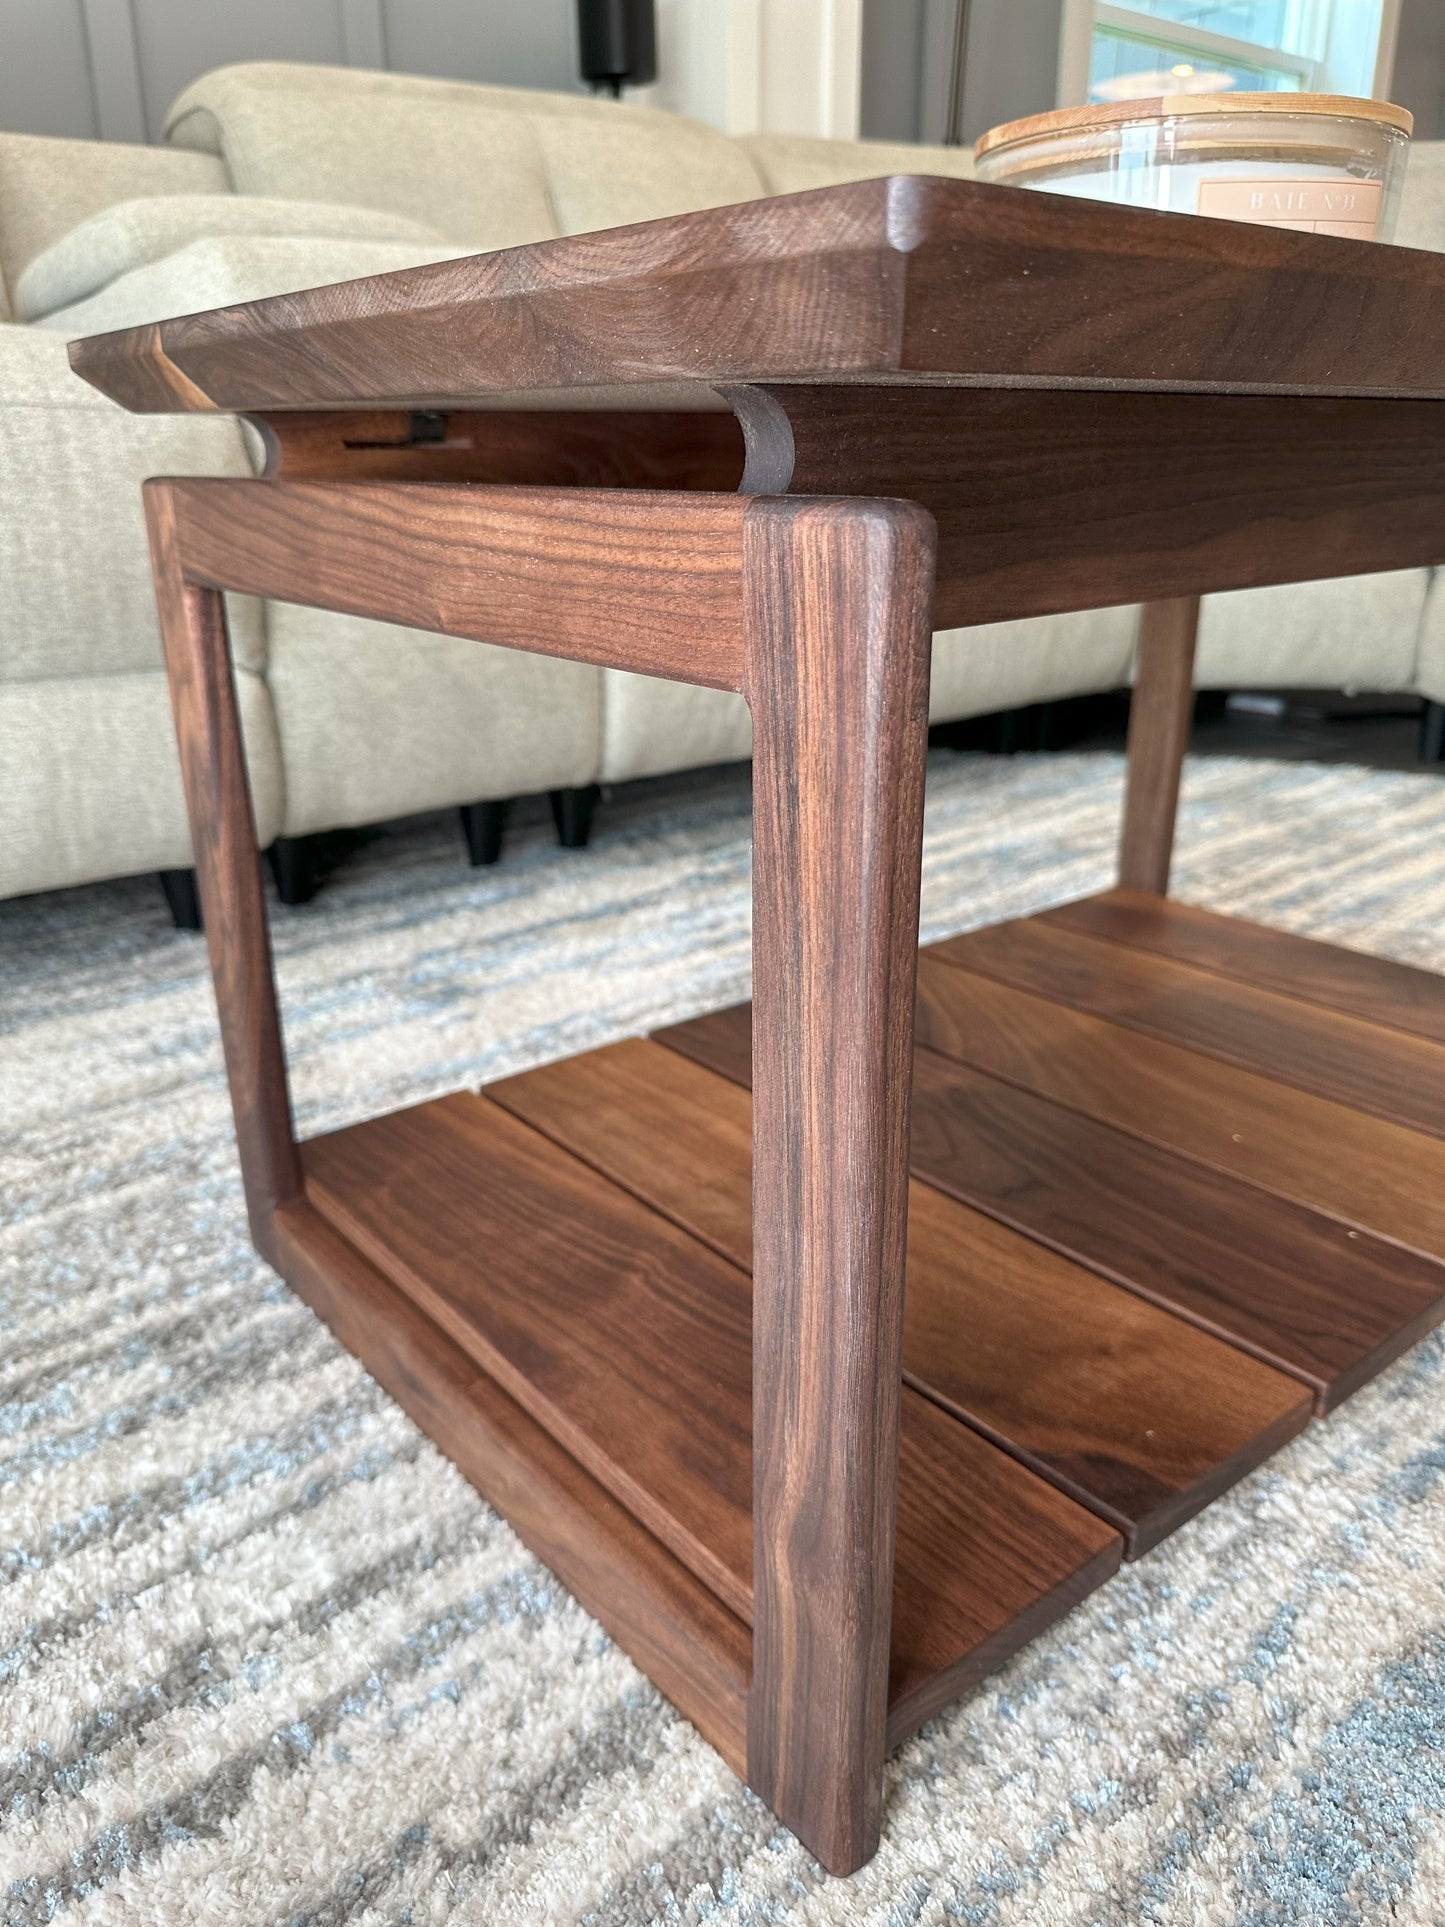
0,325,263,682
40,234,461,337
164,62,765,247
0,667,281,898
265,609,602,837
0,132,228,317
16,194,445,322
1194,571,1425,693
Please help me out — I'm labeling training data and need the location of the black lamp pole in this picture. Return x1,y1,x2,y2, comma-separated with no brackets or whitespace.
577,0,658,99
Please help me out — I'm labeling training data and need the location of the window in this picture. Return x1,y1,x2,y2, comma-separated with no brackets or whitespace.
1057,0,1400,107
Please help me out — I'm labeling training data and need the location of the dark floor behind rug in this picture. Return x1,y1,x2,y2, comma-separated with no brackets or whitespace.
4,750,1445,1926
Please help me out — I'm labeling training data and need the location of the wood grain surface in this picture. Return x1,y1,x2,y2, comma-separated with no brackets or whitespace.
650,1013,1445,1412
70,175,1445,414
303,1090,757,1620
271,1199,753,1773
250,407,745,488
293,1098,1123,1760
144,485,301,1263
740,496,934,1872
913,952,1445,1255
759,384,1445,627
934,917,1445,1139
149,478,750,691
492,1038,1312,1552
1046,889,1445,1046
1119,597,1199,894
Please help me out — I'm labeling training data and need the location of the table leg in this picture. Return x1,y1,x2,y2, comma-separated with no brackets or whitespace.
1119,595,1201,896
743,497,936,1873
146,484,302,1263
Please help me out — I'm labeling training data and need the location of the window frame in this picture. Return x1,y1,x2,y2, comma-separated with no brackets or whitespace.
1055,0,1401,109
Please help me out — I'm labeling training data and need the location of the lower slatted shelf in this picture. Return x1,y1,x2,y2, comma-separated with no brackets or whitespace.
280,893,1445,1770
297,1091,1123,1759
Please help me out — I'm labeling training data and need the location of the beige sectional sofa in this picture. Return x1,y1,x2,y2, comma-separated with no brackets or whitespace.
3,61,1444,912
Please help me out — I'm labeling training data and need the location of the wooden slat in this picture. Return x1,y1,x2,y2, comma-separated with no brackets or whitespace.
297,1092,1122,1741
271,1199,752,1774
934,916,1445,1139
303,1091,755,1620
150,478,748,691
911,952,1445,1257
491,1040,1311,1553
886,1401,1120,1748
654,1007,1445,1412
906,1048,1445,1414
1045,889,1445,1048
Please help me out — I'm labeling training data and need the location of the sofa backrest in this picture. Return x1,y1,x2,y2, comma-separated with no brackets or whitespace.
0,133,228,321
163,62,771,249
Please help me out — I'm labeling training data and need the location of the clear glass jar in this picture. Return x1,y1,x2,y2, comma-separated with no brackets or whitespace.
974,95,1412,242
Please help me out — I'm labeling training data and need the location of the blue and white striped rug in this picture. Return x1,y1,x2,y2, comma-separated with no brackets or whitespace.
5,749,1445,1926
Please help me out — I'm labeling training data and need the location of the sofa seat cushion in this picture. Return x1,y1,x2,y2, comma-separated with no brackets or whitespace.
0,667,282,898
16,194,446,322
265,609,602,838
0,131,228,323
164,62,767,249
1194,571,1426,693
39,234,462,337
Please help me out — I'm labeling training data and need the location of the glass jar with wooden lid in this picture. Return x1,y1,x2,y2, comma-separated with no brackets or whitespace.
974,96,1412,241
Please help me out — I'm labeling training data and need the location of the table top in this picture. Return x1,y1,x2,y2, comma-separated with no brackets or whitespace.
68,175,1445,416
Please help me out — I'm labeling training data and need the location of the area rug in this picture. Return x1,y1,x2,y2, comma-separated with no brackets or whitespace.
5,749,1445,1927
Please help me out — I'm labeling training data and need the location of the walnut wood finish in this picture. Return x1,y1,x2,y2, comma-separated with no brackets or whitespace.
303,1090,756,1616
144,490,301,1262
250,407,744,488
744,384,1445,629
69,176,1445,413
654,1006,1445,1412
490,1039,1312,1551
271,1199,753,1772
126,185,1445,1876
1120,598,1199,894
740,497,933,1872
294,1094,1123,1743
935,917,1445,1139
1047,889,1445,1047
150,478,751,691
912,953,1445,1256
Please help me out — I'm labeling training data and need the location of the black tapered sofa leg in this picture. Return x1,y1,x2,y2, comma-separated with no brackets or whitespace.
268,835,320,905
549,783,602,849
460,798,508,866
1422,699,1445,764
158,867,203,931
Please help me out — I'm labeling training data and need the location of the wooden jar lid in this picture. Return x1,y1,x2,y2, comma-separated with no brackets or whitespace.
975,94,1413,160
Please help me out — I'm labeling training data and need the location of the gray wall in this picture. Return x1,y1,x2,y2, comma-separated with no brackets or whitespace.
1390,0,1445,140
0,0,583,145
861,0,1062,146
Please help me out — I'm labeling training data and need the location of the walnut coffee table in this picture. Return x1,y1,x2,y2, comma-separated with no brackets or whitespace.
73,177,1445,1875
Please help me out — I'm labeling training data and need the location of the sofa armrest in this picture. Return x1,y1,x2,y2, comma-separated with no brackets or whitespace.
16,195,449,322
39,234,462,337
0,131,228,323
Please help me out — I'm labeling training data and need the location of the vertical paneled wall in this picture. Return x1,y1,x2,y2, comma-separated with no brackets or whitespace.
0,0,583,144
